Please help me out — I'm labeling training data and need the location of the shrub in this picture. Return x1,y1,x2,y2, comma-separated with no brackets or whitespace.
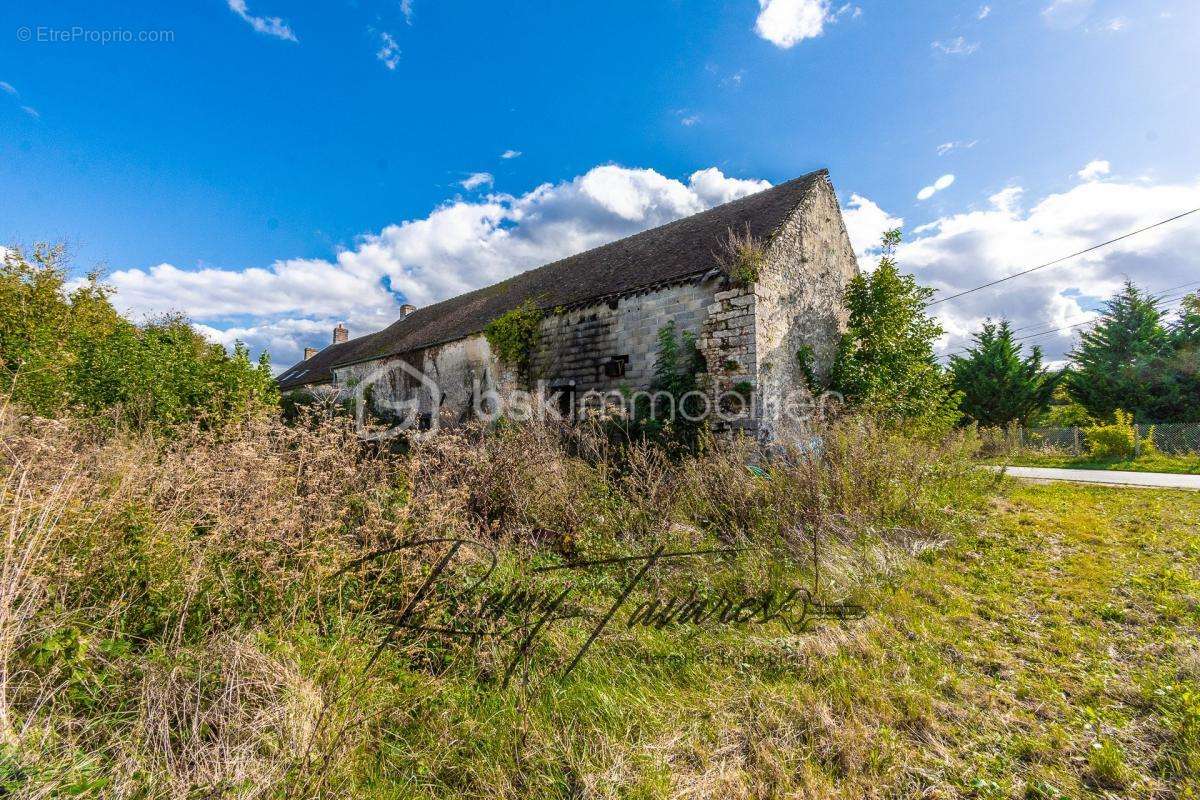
1085,409,1138,458
0,245,277,429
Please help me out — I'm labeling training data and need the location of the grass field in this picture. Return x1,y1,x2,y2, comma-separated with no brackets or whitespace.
997,452,1200,475
345,481,1200,799
6,411,1200,798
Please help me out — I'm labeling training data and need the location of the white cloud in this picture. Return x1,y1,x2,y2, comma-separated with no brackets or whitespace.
931,36,980,55
977,5,991,19
401,0,414,25
460,172,494,190
937,140,978,156
501,149,523,159
1103,17,1128,31
0,81,16,96
842,194,904,267
1077,159,1111,181
226,0,298,41
376,31,401,70
754,0,829,48
688,168,772,206
679,114,700,127
917,174,956,201
1041,0,1094,29
21,106,39,120
105,166,772,369
851,175,1200,360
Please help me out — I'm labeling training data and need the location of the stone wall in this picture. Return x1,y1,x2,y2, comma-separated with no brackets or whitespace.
530,279,719,393
754,173,859,440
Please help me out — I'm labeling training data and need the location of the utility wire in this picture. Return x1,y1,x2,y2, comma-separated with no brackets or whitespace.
926,208,1200,306
1001,279,1200,338
943,290,1196,358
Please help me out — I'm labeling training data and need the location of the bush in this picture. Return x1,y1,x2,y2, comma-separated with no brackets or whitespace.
0,245,277,429
1085,409,1139,459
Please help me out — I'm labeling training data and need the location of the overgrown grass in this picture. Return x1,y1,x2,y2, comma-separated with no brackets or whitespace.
2,402,1198,798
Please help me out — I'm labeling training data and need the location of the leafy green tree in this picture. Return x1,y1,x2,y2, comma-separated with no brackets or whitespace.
950,319,1058,426
831,230,960,426
0,244,277,427
1064,281,1174,422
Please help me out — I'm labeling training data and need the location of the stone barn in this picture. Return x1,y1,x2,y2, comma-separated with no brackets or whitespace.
276,169,859,441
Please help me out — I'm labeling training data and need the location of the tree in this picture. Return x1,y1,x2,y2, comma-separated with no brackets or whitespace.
950,319,1058,427
831,230,960,426
1166,291,1200,422
0,244,277,427
1065,281,1173,422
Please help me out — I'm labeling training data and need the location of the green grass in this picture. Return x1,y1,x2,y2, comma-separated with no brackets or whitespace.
997,451,1200,474
324,482,1200,798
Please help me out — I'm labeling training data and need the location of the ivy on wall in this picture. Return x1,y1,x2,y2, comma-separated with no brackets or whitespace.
484,299,543,379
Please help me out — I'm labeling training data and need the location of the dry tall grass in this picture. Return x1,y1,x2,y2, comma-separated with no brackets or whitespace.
0,400,989,797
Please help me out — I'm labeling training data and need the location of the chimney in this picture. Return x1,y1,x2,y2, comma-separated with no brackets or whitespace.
332,323,349,344
304,347,318,360
401,303,417,318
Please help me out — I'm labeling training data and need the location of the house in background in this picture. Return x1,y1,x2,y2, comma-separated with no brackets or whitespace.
276,169,859,440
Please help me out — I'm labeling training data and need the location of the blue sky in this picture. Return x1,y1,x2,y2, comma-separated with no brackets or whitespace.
2,0,1198,367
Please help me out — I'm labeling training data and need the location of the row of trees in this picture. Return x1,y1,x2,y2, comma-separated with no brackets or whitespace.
831,231,1200,428
0,245,277,428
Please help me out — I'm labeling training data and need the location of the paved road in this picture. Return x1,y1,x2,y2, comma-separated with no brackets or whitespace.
999,466,1200,490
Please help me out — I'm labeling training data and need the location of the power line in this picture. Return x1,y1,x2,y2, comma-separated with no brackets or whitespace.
1006,279,1200,337
926,208,1200,306
997,281,1200,341
943,290,1197,358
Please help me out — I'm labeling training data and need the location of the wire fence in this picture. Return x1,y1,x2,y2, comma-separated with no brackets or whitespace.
985,423,1200,457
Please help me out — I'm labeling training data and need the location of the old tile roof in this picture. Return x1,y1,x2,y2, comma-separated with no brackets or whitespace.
277,169,826,390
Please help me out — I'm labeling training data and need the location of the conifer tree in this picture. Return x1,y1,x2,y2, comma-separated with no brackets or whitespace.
1065,281,1172,421
950,319,1058,426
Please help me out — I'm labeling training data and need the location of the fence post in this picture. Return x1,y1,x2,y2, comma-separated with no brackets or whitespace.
1073,427,1080,456
1134,424,1142,458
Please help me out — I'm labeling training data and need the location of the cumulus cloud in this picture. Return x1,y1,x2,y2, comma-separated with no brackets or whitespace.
842,194,904,266
401,0,414,25
1077,159,1110,181
226,0,297,41
460,172,494,191
105,166,772,369
377,32,400,70
977,5,991,19
931,36,980,55
754,0,829,48
501,149,523,159
917,174,956,201
851,175,1200,360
